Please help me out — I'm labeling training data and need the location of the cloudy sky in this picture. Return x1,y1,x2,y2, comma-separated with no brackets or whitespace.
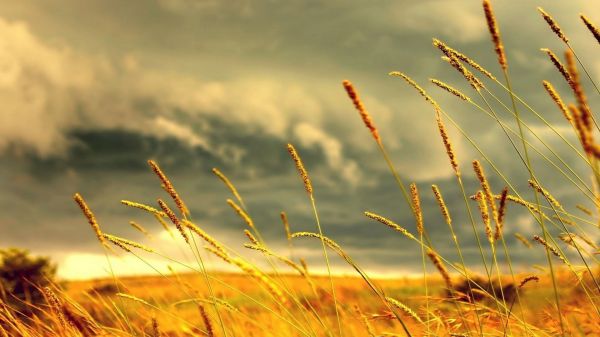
0,0,599,280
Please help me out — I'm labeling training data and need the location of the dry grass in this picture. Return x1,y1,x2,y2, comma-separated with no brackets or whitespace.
1,1,600,336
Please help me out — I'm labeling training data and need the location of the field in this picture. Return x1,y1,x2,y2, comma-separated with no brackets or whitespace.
1,0,600,336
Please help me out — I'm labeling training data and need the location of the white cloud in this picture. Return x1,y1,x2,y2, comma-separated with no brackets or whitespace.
0,17,324,159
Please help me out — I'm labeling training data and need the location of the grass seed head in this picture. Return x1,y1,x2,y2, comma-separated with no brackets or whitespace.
538,7,569,43
342,80,380,142
286,143,313,195
483,0,507,69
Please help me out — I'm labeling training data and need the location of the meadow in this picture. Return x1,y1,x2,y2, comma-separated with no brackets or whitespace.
1,1,600,336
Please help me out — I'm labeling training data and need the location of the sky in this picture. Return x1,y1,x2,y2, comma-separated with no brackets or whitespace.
0,0,599,280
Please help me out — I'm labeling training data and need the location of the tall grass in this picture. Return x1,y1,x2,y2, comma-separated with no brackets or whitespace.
2,1,600,336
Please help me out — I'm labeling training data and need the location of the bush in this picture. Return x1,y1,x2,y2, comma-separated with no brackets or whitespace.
0,248,56,313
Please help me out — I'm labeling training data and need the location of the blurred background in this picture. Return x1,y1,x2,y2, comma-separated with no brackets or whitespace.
0,0,598,279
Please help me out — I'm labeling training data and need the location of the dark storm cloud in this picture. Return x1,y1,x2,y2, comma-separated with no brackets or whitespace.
0,0,598,278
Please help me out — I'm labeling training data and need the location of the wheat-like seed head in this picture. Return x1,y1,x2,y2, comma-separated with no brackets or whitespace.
116,293,152,307
495,187,508,240
435,112,460,176
104,234,154,253
182,219,226,254
198,305,214,337
212,168,244,207
151,317,160,337
244,243,306,276
475,191,493,245
568,104,594,156
342,80,381,142
533,235,568,265
74,193,108,248
129,221,149,236
483,0,507,70
441,55,484,90
542,81,571,123
244,229,259,245
227,198,255,230
430,79,470,101
409,183,424,235
502,194,550,221
472,160,498,229
514,233,532,248
540,48,574,87
121,200,167,217
431,185,451,225
385,297,423,324
231,257,288,305
576,204,593,216
581,14,600,45
205,247,232,265
565,50,593,132
158,199,189,243
426,249,452,289
148,160,189,216
432,39,496,80
364,212,416,240
389,72,440,110
552,215,577,227
538,7,569,43
528,179,562,209
518,275,540,289
280,211,291,243
286,143,313,195
291,232,342,252
43,287,69,329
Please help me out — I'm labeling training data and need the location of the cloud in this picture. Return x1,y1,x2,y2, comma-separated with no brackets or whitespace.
293,122,362,186
391,0,487,43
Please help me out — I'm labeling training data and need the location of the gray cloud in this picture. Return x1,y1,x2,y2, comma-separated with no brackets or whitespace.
0,0,598,278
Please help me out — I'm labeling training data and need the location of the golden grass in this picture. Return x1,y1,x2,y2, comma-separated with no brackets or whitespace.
2,2,600,337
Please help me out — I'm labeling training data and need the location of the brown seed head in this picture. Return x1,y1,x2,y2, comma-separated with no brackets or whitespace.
436,112,460,176
432,39,496,80
528,179,561,209
538,7,569,43
365,212,416,240
483,0,507,70
74,193,108,247
540,48,574,87
430,79,470,101
581,14,600,45
472,160,498,229
431,185,451,225
542,81,571,123
212,168,244,208
427,249,452,289
476,191,493,244
533,235,568,264
518,275,539,288
514,233,532,248
227,199,255,230
565,49,593,132
410,183,424,235
158,199,189,243
148,160,189,216
389,72,441,110
495,187,509,240
280,211,292,242
342,80,380,142
441,55,484,90
287,143,313,195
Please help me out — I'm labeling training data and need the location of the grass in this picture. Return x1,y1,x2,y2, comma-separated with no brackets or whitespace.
1,1,600,336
